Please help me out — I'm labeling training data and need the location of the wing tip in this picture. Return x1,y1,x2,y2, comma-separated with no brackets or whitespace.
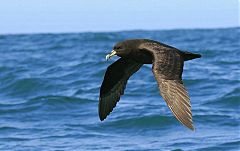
98,97,116,122
187,124,195,131
176,117,195,131
99,116,105,121
99,111,107,121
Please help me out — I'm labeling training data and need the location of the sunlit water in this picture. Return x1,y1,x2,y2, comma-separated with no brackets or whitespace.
0,28,239,150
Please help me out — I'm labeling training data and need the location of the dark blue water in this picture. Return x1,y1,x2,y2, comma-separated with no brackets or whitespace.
0,28,239,150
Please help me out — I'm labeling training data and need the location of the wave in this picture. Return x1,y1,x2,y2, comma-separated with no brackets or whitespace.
0,95,94,115
1,78,50,97
194,114,239,127
28,95,93,105
0,126,20,131
203,87,240,107
195,140,240,151
102,115,176,128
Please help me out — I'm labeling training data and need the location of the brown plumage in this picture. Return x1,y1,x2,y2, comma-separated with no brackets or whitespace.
99,39,201,130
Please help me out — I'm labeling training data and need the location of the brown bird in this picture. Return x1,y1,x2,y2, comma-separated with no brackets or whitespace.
99,39,201,130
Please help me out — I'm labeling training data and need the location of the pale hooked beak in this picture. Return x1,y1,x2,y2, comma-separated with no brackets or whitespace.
106,50,117,60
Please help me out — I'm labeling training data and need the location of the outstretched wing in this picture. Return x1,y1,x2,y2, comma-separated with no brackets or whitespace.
99,58,142,121
154,78,194,130
141,42,194,130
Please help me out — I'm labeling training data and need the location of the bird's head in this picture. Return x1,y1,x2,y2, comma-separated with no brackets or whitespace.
106,40,140,60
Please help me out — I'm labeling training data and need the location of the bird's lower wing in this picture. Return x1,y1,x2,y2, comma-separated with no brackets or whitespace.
153,78,194,130
151,49,194,130
140,42,194,130
99,58,142,121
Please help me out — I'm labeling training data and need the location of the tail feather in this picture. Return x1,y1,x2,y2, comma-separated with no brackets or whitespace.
182,51,201,61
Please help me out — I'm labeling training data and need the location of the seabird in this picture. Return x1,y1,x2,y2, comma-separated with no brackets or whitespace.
99,39,201,130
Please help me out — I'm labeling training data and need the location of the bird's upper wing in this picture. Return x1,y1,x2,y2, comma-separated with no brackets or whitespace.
140,42,194,130
99,58,142,121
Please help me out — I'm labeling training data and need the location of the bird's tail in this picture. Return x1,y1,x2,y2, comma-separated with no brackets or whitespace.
182,51,201,61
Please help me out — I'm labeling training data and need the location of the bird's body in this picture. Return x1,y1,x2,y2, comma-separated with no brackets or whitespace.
99,39,201,130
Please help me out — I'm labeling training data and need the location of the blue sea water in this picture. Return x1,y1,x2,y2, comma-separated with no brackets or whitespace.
0,28,239,151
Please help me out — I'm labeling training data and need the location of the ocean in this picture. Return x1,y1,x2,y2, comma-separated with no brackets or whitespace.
0,28,239,151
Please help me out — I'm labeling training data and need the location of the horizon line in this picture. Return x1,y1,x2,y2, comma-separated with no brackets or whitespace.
0,26,239,36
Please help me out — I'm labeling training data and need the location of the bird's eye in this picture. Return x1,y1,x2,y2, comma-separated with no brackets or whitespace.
118,46,122,49
114,46,122,50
